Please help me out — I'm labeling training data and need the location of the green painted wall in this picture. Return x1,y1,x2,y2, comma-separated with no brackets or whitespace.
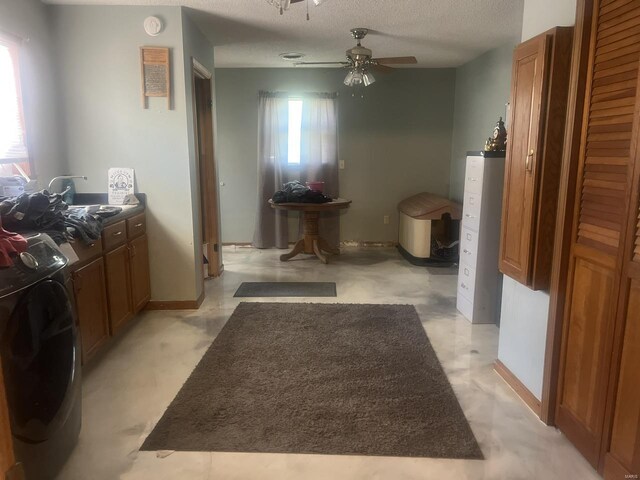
449,41,519,202
52,5,211,302
215,68,456,244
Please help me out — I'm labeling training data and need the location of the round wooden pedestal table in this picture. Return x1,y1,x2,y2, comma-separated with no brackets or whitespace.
269,198,352,264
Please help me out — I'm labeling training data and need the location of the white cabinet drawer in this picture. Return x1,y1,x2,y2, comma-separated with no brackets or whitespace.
456,291,473,322
460,226,478,269
458,263,476,302
462,190,481,231
465,156,484,194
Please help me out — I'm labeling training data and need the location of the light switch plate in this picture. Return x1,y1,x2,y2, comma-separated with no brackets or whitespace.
339,160,345,170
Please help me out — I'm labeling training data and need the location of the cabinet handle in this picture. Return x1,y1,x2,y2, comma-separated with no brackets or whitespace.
526,149,534,173
129,244,136,258
465,214,476,218
463,249,471,255
461,282,468,289
113,231,123,237
134,223,143,228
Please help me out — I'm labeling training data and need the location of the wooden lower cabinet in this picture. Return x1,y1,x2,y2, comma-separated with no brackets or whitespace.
129,234,151,313
104,244,133,334
0,358,21,479
73,258,110,362
70,211,150,361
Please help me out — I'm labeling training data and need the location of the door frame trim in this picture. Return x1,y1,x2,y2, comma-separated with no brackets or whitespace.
540,0,595,426
191,57,222,280
193,58,211,80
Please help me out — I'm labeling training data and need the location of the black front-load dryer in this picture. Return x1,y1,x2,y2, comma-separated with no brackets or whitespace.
0,233,81,480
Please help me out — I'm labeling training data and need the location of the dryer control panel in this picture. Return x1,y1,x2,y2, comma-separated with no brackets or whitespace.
0,233,68,299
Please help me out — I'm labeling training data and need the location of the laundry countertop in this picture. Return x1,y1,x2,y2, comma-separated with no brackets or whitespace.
70,193,146,225
100,204,145,225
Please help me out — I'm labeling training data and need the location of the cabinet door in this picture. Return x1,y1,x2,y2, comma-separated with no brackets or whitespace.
104,244,133,334
604,52,640,479
0,360,18,477
606,279,640,478
73,257,110,361
499,33,550,285
129,234,150,313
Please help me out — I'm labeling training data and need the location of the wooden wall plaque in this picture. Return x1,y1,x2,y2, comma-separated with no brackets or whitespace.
140,47,170,109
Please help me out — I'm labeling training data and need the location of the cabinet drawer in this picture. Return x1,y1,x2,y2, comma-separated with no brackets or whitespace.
71,237,103,265
127,213,146,239
456,291,473,322
102,220,127,251
458,263,476,302
462,190,481,231
465,157,484,194
460,226,478,269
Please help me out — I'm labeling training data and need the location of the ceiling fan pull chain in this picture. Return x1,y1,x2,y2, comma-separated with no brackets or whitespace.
307,0,310,20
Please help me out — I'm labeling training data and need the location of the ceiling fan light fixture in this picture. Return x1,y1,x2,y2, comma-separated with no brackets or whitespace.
267,0,327,17
266,0,291,14
352,71,364,86
343,70,354,86
344,68,374,87
363,70,375,86
350,70,364,86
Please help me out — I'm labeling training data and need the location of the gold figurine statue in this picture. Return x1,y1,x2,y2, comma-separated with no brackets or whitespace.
484,117,507,152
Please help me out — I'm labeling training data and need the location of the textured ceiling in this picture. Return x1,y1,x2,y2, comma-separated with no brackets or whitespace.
43,0,524,68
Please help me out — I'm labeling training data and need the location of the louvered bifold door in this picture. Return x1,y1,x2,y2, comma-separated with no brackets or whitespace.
556,0,640,470
603,3,640,474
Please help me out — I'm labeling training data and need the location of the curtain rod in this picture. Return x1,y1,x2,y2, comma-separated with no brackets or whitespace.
259,91,338,99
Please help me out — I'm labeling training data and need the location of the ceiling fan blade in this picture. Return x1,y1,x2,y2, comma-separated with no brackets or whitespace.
295,61,350,67
373,56,418,65
372,64,394,74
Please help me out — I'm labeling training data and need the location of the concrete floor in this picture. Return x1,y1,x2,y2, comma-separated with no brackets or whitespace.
56,246,600,480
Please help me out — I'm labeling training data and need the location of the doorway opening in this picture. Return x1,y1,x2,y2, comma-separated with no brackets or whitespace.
192,59,222,279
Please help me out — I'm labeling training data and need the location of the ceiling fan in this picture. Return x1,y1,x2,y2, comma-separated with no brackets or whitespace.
268,0,326,17
295,28,418,87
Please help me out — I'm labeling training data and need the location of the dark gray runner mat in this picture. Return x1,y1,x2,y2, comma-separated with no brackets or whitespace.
141,302,483,459
233,282,336,297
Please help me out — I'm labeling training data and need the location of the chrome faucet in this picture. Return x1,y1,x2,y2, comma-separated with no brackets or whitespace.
48,175,88,194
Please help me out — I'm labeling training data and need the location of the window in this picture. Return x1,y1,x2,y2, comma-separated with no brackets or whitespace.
0,36,30,175
287,99,302,165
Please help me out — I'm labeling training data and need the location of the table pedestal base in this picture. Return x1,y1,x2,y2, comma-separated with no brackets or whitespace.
279,211,340,264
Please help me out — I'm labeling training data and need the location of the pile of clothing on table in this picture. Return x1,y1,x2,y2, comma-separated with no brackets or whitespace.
272,181,332,204
0,190,122,247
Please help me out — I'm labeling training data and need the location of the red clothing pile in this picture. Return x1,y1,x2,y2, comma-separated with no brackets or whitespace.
0,217,27,268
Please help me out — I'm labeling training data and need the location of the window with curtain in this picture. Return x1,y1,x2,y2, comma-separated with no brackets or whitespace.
287,99,303,165
253,91,340,249
0,35,30,176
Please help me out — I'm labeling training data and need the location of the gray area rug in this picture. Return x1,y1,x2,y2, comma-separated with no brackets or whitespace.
234,282,336,297
141,303,483,459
